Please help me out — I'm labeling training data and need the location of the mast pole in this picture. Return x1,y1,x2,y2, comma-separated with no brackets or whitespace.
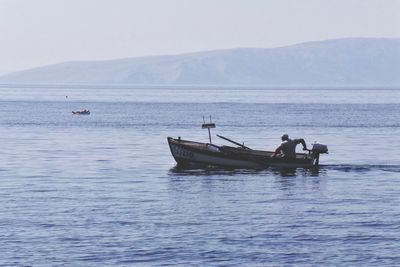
208,115,212,143
202,115,215,144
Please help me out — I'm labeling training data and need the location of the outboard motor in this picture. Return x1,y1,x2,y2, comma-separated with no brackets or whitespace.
311,143,328,166
312,143,328,154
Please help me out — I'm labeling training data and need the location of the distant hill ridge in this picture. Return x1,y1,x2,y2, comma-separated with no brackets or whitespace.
1,38,399,86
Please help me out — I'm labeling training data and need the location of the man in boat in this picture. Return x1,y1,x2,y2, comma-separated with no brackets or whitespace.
272,134,308,160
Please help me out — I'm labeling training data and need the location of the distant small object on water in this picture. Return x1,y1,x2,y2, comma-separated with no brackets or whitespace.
65,95,68,98
72,109,90,115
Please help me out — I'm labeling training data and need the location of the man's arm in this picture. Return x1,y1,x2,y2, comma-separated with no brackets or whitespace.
272,145,283,158
295,138,308,150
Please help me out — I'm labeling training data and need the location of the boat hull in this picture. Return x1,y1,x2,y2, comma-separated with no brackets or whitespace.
168,137,318,169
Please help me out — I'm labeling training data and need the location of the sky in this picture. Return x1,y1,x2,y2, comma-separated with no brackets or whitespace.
1,0,399,72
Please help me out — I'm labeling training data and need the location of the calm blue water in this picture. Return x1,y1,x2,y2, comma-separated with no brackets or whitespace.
0,86,400,266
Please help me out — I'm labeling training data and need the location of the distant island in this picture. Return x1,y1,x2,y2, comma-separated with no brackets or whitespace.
1,38,399,86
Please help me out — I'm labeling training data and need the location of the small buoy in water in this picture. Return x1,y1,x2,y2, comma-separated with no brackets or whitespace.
65,95,68,98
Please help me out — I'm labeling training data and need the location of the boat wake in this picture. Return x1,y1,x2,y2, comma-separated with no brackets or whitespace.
320,164,400,173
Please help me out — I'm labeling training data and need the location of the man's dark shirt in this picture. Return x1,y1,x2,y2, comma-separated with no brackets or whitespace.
276,138,303,159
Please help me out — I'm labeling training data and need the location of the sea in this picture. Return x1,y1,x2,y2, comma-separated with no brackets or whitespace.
0,85,400,266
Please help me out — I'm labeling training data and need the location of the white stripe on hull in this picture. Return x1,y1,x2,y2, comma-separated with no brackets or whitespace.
170,142,263,168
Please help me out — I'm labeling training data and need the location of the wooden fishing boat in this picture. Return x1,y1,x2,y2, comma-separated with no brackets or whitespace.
167,119,328,169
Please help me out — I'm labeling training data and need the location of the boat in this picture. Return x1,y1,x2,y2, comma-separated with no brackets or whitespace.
167,120,328,169
72,109,90,115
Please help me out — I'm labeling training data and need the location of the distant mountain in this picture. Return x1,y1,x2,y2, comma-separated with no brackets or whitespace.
1,38,399,86
0,71,10,77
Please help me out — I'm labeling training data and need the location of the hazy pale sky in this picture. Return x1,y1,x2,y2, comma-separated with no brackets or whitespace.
1,0,399,71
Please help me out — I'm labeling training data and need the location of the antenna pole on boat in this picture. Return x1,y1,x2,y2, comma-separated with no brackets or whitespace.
202,115,216,144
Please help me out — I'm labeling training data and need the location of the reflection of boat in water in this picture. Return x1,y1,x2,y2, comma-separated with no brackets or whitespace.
168,119,328,169
72,109,90,115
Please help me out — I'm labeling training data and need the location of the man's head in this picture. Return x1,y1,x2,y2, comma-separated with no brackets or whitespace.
281,134,289,141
